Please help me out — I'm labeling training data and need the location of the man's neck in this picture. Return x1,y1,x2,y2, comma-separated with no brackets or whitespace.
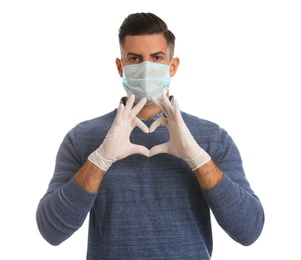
136,103,162,121
122,93,170,121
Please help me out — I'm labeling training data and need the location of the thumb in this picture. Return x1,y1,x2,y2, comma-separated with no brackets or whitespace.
149,143,169,156
128,144,150,157
149,117,167,133
134,118,150,134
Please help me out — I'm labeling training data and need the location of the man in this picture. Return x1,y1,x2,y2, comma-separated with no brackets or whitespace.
36,12,264,259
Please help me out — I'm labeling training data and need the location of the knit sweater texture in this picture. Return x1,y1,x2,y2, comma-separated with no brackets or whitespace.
36,99,264,259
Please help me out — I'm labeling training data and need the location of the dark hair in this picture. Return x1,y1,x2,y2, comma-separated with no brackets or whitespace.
118,12,176,58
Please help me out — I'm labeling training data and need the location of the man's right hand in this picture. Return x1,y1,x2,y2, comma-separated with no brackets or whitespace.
88,94,150,171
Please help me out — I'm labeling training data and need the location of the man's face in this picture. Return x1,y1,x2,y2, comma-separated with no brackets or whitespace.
121,34,171,66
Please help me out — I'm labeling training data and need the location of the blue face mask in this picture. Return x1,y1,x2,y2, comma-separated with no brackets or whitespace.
122,61,171,105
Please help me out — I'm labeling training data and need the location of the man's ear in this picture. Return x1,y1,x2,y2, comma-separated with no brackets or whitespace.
170,57,180,77
115,58,123,77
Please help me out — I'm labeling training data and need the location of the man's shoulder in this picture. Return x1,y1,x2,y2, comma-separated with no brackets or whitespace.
181,111,220,129
73,109,117,133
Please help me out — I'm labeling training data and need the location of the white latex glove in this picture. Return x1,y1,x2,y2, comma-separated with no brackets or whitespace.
88,94,150,171
149,93,211,171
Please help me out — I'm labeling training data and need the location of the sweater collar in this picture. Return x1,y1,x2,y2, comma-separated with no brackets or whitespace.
119,96,175,121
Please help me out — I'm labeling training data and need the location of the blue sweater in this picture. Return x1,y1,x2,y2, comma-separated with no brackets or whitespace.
36,102,264,259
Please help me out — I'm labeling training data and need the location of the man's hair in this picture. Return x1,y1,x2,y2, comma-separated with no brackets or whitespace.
118,12,176,58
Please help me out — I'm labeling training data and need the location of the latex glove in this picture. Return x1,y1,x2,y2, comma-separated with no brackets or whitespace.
88,94,150,171
149,94,211,171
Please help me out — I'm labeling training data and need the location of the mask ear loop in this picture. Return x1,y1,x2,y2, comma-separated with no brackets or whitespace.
120,60,125,77
168,59,174,74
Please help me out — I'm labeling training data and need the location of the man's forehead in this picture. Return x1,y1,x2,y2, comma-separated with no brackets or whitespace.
123,34,168,55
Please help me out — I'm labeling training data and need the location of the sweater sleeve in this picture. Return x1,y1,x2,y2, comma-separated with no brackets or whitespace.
36,128,97,246
202,175,264,245
202,127,265,246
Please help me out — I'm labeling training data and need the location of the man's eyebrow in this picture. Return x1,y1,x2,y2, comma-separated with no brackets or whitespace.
150,51,166,56
126,52,142,57
126,51,167,57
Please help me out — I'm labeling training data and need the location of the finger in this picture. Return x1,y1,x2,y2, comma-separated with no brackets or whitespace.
173,99,182,119
131,97,147,116
124,94,135,115
149,143,169,156
114,103,125,123
151,96,164,111
152,93,173,119
129,144,150,157
151,95,173,119
160,93,174,119
161,92,172,107
134,118,149,133
173,99,186,125
149,117,168,133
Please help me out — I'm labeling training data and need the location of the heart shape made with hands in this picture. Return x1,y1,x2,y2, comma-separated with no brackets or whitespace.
125,94,200,160
87,93,210,172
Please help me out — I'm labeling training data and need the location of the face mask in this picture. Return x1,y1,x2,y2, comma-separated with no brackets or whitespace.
122,61,171,105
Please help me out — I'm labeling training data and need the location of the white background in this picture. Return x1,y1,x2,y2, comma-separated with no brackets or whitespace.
1,1,300,259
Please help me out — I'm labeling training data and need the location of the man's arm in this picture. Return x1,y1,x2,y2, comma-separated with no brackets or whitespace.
37,95,150,245
194,159,224,189
150,93,264,246
74,160,105,193
76,94,149,192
